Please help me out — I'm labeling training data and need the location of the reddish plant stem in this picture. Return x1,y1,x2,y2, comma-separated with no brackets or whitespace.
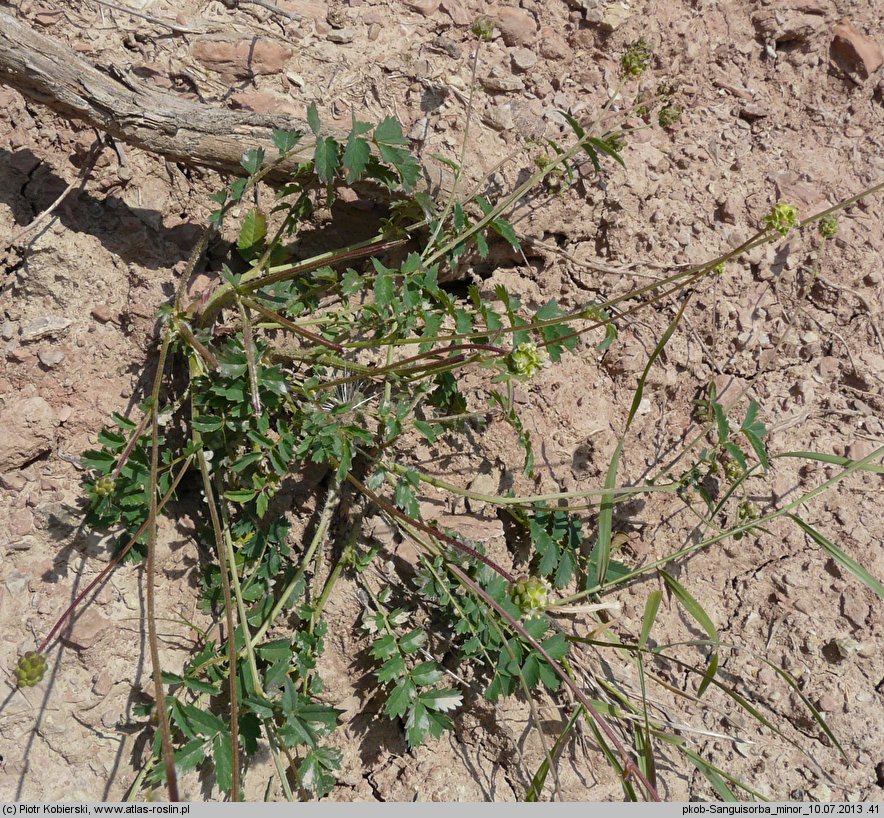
199,237,409,324
109,412,151,481
176,320,219,370
37,457,193,655
316,344,505,391
241,297,345,352
347,474,516,583
146,336,180,801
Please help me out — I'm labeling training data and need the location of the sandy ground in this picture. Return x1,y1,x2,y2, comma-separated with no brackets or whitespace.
1,0,882,802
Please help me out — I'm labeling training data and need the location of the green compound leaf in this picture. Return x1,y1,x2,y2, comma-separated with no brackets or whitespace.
212,732,234,794
272,128,303,155
373,116,409,145
398,628,427,654
306,102,321,136
343,134,371,183
386,679,415,718
299,747,341,798
372,257,395,307
237,208,267,254
740,400,770,471
313,136,341,184
175,703,226,738
240,147,264,175
376,144,421,190
419,688,462,713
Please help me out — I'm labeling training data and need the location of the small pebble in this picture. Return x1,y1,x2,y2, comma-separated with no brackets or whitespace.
5,570,28,594
91,305,116,323
481,75,525,93
38,349,65,368
327,29,355,44
511,47,537,71
19,316,72,343
406,0,439,15
484,103,515,131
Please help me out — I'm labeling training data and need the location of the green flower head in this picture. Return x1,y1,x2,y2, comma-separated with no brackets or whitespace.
471,15,493,41
509,342,546,379
621,38,653,77
658,103,682,128
511,576,551,619
93,475,116,498
818,214,838,240
764,202,799,237
16,651,48,688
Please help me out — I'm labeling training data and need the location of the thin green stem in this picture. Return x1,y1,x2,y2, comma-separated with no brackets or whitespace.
199,237,407,324
564,445,884,604
385,461,678,506
249,480,342,650
37,456,193,655
215,486,296,803
195,451,242,801
311,511,363,627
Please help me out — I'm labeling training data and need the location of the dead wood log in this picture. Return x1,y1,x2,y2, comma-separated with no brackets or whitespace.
0,12,448,194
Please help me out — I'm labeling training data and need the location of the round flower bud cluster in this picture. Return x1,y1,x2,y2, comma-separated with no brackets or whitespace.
94,475,116,498
16,651,48,688
509,342,545,379
511,576,551,619
764,202,799,237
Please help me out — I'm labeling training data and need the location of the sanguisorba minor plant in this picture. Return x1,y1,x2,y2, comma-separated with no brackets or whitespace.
14,40,884,801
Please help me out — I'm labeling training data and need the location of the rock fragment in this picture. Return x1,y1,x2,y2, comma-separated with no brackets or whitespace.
493,7,537,46
774,171,828,218
599,2,630,31
484,103,515,131
191,37,293,80
38,349,65,368
540,28,569,60
61,608,113,651
406,0,439,15
91,305,117,323
830,19,884,80
481,74,525,93
19,316,72,343
752,2,828,43
441,0,471,25
327,28,355,44
0,396,57,470
511,46,537,71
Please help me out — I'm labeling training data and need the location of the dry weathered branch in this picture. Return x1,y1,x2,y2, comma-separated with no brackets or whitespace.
0,12,447,194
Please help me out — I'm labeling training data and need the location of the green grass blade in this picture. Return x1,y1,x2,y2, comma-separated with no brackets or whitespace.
639,591,663,649
597,299,690,586
656,737,738,801
664,639,847,760
525,708,581,801
660,571,718,696
789,513,884,598
635,654,657,794
634,721,657,795
755,650,846,759
626,298,688,429
595,439,623,588
657,733,769,800
660,571,717,641
775,451,884,474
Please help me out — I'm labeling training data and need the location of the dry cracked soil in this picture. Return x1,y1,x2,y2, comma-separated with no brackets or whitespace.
0,0,882,803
